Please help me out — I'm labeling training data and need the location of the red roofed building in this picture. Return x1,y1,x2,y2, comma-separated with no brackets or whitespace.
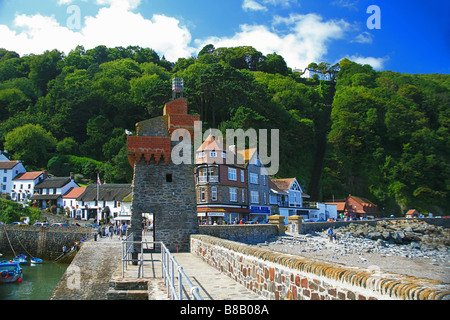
10,170,47,203
195,135,251,225
0,160,26,195
325,195,380,219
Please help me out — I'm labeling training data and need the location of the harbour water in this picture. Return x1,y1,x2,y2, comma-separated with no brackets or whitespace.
0,255,68,300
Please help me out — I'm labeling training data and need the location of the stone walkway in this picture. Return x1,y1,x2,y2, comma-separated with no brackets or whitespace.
52,234,265,300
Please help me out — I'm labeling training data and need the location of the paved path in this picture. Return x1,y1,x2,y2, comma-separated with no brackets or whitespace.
53,233,265,300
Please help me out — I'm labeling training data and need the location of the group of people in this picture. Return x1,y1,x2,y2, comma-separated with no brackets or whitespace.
97,222,129,240
62,238,85,255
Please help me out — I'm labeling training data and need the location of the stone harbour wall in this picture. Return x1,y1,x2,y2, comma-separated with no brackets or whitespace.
0,225,93,260
190,234,450,300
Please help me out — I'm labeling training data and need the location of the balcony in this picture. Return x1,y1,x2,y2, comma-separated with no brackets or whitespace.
276,201,318,209
197,175,219,184
302,202,319,209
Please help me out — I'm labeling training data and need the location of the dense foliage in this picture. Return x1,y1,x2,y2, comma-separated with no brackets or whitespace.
324,59,449,215
0,45,447,215
0,197,41,224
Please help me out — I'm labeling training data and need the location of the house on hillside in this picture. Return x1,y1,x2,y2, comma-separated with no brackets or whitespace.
10,170,47,204
0,160,26,195
30,176,79,212
300,68,331,81
195,135,251,224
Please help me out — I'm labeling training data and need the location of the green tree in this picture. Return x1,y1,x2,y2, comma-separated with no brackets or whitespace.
4,124,57,168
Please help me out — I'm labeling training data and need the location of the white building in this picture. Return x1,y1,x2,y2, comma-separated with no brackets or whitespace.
269,177,337,223
300,68,331,81
30,176,79,211
0,160,26,195
11,170,47,204
71,184,132,223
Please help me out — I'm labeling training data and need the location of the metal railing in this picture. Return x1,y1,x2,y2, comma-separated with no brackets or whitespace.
121,233,202,300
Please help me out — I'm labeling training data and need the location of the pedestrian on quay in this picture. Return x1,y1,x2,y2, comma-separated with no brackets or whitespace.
327,226,334,242
104,225,109,238
109,225,114,239
119,222,128,240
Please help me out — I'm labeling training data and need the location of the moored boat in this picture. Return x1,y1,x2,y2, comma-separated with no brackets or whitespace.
30,257,43,264
13,254,28,264
0,262,23,284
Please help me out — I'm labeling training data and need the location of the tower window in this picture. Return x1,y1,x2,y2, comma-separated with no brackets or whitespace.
166,174,173,182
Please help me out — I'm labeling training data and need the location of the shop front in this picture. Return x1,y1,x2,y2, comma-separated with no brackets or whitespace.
249,205,271,223
197,206,251,225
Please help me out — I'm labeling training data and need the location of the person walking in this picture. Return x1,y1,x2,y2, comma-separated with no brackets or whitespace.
327,226,334,242
109,225,114,239
119,222,128,240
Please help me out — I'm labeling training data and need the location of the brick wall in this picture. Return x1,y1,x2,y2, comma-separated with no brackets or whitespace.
190,234,450,300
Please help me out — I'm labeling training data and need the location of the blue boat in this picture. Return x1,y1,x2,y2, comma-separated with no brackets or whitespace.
13,254,27,265
30,257,43,264
0,262,23,284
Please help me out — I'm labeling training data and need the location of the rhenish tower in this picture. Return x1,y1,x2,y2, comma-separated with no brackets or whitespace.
127,78,199,252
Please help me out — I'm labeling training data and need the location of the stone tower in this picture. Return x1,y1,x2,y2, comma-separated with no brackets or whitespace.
127,78,199,252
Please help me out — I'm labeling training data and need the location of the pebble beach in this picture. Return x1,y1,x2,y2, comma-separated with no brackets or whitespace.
256,220,450,284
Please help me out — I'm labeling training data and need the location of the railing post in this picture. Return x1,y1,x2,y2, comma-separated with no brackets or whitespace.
178,266,183,300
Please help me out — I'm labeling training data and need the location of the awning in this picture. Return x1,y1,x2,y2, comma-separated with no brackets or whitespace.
115,216,132,221
197,206,251,216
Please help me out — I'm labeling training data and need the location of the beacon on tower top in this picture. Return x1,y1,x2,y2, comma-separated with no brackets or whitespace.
172,77,183,100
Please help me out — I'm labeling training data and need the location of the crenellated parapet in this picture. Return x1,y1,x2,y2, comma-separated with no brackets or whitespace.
127,136,171,167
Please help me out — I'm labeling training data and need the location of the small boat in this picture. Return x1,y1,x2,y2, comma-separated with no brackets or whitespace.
30,258,43,264
0,262,23,284
13,254,27,265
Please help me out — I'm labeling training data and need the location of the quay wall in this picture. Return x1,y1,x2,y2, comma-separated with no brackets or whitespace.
296,218,450,234
198,218,450,242
190,234,450,300
0,225,93,260
199,224,279,243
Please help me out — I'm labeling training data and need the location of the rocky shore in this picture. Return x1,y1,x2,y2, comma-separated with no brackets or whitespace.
257,219,450,284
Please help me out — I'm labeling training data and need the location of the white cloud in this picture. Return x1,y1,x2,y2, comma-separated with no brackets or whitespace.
242,0,268,12
345,55,388,70
331,0,359,10
95,0,141,10
196,13,350,70
352,31,373,44
242,0,297,12
0,4,194,61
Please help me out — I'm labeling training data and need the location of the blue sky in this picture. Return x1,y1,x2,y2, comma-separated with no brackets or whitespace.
0,0,449,73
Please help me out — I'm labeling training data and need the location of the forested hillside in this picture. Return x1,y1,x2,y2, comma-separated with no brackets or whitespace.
0,45,448,215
